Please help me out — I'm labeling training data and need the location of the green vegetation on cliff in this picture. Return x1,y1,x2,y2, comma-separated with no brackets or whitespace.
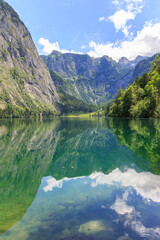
0,0,59,118
112,119,160,175
50,71,97,114
41,51,134,104
0,0,157,118
0,120,59,234
108,54,160,118
1,118,160,234
41,51,156,105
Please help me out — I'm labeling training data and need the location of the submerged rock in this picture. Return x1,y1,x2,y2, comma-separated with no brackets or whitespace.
78,220,107,235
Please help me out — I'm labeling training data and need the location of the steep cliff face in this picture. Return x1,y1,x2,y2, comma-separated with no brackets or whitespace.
132,54,157,81
42,51,132,104
42,51,155,105
111,55,157,94
118,55,147,67
0,0,59,117
42,50,96,80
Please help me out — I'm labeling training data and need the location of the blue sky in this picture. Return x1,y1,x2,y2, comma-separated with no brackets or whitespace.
5,0,160,61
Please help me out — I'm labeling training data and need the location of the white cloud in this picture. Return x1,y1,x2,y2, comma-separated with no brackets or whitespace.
88,22,160,61
112,0,144,12
42,168,160,240
110,189,160,239
43,166,160,203
110,190,140,217
43,176,85,192
129,220,160,239
99,16,106,22
110,196,135,215
125,0,144,12
122,25,132,37
43,177,64,192
102,0,145,37
38,37,83,55
90,168,160,203
112,0,120,6
81,45,86,49
38,38,61,54
90,168,160,239
108,10,135,36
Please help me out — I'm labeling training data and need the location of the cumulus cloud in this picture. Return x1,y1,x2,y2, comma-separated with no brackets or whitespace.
38,38,61,54
42,168,160,240
88,22,160,61
110,189,160,239
44,166,160,203
108,10,135,36
110,196,135,215
90,168,160,203
43,177,66,192
43,176,85,192
112,0,144,13
129,220,160,239
100,0,144,37
90,168,160,239
39,37,82,55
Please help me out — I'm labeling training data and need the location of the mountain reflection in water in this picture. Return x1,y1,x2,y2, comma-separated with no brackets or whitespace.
0,118,160,240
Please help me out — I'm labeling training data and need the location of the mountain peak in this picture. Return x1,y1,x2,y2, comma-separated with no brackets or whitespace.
118,57,130,65
118,55,148,67
102,55,113,62
134,55,146,62
50,50,62,56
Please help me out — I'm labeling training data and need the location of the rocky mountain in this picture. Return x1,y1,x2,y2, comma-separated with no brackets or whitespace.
0,0,59,118
114,54,157,92
118,55,147,67
0,0,157,117
118,57,130,66
109,54,160,118
50,71,97,113
132,54,157,81
42,51,156,105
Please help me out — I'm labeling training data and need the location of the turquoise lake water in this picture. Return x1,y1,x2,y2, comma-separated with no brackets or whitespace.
0,118,160,240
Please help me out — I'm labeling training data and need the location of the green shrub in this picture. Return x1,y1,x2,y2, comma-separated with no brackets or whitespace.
10,67,19,79
109,54,160,118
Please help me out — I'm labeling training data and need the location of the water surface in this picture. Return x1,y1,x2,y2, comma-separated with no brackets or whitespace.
0,118,160,240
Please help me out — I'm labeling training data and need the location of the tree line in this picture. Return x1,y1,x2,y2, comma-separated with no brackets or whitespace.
106,54,160,118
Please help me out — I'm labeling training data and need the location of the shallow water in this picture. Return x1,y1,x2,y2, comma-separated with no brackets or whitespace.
0,118,160,240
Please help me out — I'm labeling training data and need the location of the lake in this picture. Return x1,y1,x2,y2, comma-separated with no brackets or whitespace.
0,118,160,240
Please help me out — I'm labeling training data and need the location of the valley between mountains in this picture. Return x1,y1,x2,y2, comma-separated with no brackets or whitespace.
0,0,159,118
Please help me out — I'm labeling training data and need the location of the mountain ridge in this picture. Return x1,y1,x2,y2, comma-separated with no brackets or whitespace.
118,55,148,67
0,0,158,117
41,51,157,105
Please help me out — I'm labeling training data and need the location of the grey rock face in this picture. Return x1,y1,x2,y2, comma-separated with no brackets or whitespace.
0,0,59,114
42,51,156,104
118,57,130,66
118,55,148,67
41,51,131,104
